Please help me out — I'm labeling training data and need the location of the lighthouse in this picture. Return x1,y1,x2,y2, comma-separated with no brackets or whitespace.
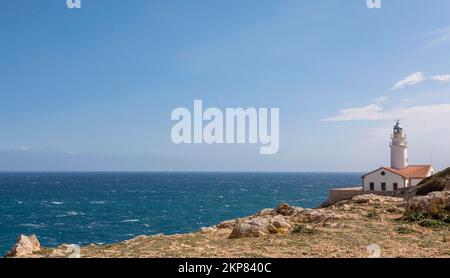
390,121,408,169
360,121,434,192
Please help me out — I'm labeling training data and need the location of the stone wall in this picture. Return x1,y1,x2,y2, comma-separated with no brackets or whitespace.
324,186,407,206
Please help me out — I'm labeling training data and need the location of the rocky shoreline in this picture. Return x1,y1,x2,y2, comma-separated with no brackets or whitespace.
6,191,450,258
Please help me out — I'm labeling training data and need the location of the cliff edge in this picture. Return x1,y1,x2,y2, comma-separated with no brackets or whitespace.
6,192,449,258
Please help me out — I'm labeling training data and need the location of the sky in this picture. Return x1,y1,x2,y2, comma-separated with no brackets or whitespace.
1,0,450,172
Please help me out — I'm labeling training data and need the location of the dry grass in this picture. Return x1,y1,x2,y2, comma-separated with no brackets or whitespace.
29,196,450,258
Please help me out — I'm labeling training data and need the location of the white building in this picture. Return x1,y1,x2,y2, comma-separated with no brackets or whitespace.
362,121,434,192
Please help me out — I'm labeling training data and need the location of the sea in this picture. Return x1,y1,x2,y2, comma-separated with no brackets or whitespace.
0,172,361,255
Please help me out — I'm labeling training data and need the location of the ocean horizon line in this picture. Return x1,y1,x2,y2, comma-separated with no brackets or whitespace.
0,170,365,174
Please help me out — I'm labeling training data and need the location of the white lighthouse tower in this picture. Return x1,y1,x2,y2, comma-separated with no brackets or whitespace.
361,121,434,192
390,120,408,169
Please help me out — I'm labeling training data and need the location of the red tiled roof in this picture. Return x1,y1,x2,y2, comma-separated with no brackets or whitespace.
362,165,433,179
385,165,433,179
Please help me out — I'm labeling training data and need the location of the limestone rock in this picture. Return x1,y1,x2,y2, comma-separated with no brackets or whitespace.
228,202,340,238
229,215,292,238
200,227,217,233
229,216,270,238
50,248,66,257
293,208,339,223
49,244,81,258
405,191,450,216
333,194,403,208
6,234,41,257
351,194,393,204
216,219,239,229
255,208,276,216
268,215,293,234
275,203,303,216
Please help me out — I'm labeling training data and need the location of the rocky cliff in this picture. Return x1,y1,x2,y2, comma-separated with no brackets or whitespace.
6,192,450,258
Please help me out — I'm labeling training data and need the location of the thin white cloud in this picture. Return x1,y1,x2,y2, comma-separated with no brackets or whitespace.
391,72,426,90
322,96,390,122
430,74,450,83
322,102,450,134
406,26,450,58
374,96,388,104
422,25,450,50
321,104,389,122
401,96,420,104
392,104,450,134
19,146,30,151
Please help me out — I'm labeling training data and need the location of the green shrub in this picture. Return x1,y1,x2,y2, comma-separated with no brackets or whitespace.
428,200,445,218
396,226,415,234
366,211,380,219
418,219,447,227
292,224,317,235
405,212,426,222
387,207,400,213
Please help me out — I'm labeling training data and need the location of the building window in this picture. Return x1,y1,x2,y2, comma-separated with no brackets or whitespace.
381,183,386,191
381,171,386,176
369,183,374,191
393,183,398,191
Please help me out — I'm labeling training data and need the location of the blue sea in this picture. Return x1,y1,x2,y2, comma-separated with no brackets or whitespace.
0,172,361,255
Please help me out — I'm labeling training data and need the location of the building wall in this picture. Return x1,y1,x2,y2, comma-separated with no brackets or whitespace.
363,168,406,191
410,178,424,187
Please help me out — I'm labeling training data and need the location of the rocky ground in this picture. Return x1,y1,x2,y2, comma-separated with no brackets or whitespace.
6,192,450,258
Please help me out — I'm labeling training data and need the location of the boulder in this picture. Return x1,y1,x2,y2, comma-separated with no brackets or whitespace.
229,215,292,238
293,208,339,223
228,202,340,238
6,234,41,257
268,216,293,234
229,217,270,238
200,227,217,233
405,191,450,217
255,208,276,216
275,203,303,216
216,219,239,229
48,244,82,258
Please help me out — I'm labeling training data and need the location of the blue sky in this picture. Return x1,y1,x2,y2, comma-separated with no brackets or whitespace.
1,0,450,171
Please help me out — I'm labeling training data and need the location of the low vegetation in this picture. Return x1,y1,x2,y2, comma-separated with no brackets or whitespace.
292,224,318,235
7,193,449,258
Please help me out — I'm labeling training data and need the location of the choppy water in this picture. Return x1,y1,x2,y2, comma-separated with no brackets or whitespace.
0,172,361,255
